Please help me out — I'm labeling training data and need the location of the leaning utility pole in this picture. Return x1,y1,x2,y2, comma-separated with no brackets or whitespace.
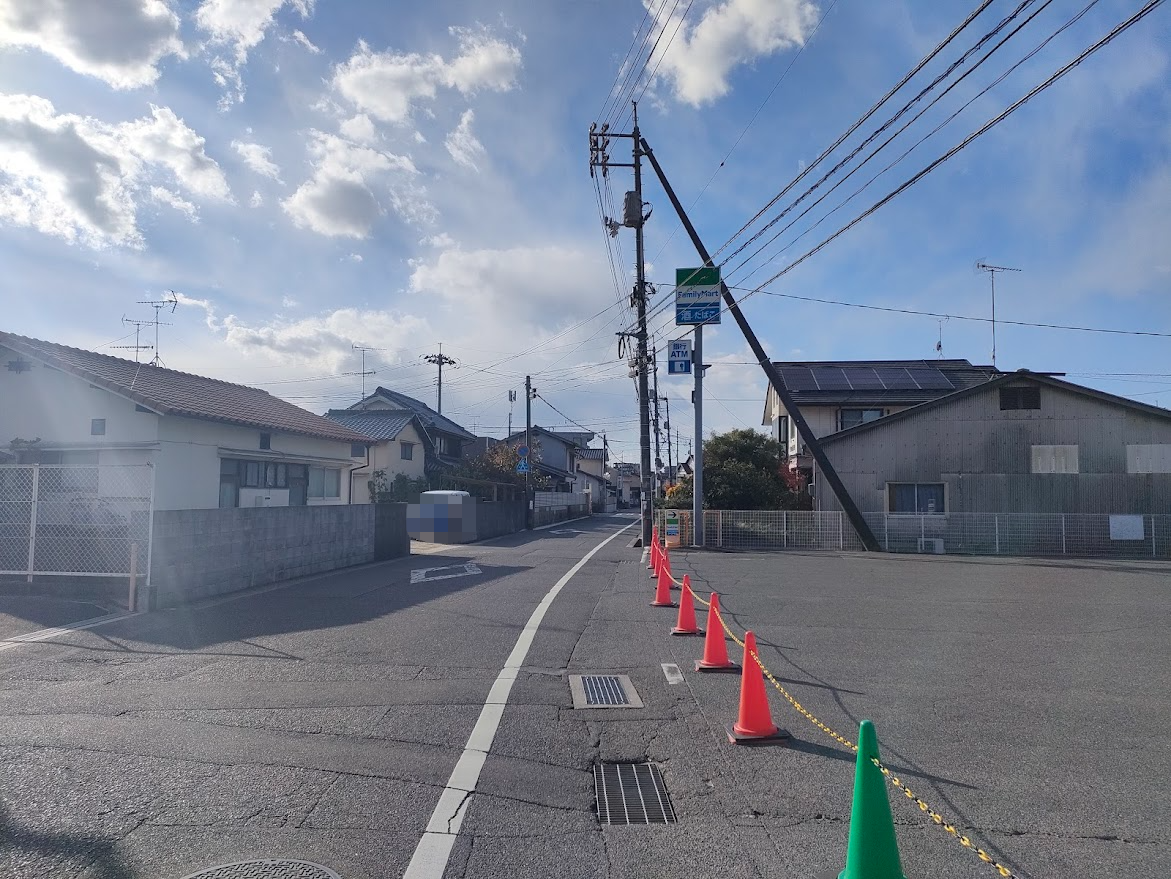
639,136,881,552
422,344,458,414
589,103,654,546
651,344,662,498
525,375,534,530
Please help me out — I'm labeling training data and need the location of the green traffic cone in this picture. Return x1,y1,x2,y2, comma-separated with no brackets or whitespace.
839,720,906,879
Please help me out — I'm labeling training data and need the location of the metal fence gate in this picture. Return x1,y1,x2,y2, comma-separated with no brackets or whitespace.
0,464,154,582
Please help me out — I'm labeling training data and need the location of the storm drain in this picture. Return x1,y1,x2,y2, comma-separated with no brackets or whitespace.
178,860,341,879
569,673,643,709
593,762,676,825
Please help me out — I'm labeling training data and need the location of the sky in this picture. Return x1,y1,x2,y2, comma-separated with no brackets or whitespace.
1,0,1169,464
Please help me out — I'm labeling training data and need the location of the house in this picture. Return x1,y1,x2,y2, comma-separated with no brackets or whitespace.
762,359,998,479
610,462,642,508
463,435,499,458
0,332,373,510
347,387,474,476
812,370,1171,517
501,426,593,492
574,446,609,508
323,409,430,504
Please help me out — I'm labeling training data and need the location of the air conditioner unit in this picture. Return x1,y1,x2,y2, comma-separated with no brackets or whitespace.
917,538,945,554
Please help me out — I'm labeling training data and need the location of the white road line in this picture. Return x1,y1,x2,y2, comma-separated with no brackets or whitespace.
403,520,636,879
409,562,482,584
0,611,139,653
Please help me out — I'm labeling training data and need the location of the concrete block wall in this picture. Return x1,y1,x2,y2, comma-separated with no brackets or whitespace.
150,505,407,606
476,501,527,540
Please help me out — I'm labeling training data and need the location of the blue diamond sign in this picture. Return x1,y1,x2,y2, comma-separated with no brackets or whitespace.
516,459,530,474
675,266,721,326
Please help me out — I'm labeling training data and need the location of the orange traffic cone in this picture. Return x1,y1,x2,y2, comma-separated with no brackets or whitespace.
671,576,703,635
648,527,659,571
661,547,679,589
695,593,738,672
727,631,790,743
649,539,660,578
650,560,676,607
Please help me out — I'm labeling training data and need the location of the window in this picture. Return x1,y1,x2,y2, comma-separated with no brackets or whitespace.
838,408,883,431
401,441,414,461
263,462,287,488
1000,386,1041,410
1031,445,1079,474
888,483,945,514
308,466,341,499
90,418,106,436
351,442,366,458
260,432,272,450
1127,444,1171,474
219,459,238,508
242,461,261,488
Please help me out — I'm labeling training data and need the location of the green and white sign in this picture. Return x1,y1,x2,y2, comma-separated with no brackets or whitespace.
675,266,722,325
665,510,680,539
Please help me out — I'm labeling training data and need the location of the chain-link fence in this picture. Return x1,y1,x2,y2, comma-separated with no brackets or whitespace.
656,508,1171,559
0,465,154,581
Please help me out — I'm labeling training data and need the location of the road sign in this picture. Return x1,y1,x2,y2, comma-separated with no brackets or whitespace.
667,339,692,375
517,445,529,458
516,459,529,474
676,266,722,326
664,510,681,545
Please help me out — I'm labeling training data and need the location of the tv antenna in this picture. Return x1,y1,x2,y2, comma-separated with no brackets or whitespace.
352,344,385,398
135,291,179,367
975,262,1020,370
934,316,948,359
112,316,155,363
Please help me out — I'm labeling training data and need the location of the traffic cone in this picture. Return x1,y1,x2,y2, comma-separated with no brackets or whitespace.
695,593,738,672
836,720,906,879
649,538,660,578
670,575,703,635
648,527,659,571
726,631,789,743
650,560,676,607
662,547,679,589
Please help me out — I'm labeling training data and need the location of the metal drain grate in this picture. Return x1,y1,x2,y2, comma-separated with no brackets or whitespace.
179,860,341,879
569,674,643,709
593,762,676,825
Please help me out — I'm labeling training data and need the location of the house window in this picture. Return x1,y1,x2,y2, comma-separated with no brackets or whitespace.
308,466,341,499
776,416,789,450
1000,386,1041,410
241,460,261,488
219,458,239,508
838,408,883,431
263,462,288,488
1031,445,1078,474
260,432,272,450
90,418,106,436
1127,444,1171,474
888,483,945,514
401,441,415,461
351,443,366,458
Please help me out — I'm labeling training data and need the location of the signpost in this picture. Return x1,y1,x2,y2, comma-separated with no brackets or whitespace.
677,267,719,549
664,509,680,547
517,444,530,475
667,339,692,375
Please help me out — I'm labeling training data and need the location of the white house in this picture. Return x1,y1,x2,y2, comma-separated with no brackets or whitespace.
323,409,430,503
0,332,374,510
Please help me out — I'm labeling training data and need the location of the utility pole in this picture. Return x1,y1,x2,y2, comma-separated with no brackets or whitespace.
589,103,653,546
651,343,662,498
135,292,178,367
662,394,673,488
640,136,881,552
508,390,517,438
352,344,384,398
976,262,1021,370
422,344,458,414
525,375,534,529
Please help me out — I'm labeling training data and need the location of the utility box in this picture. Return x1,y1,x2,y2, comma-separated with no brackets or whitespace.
408,490,477,544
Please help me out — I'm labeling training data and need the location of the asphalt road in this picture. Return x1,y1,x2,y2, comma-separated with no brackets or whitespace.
1,524,1167,879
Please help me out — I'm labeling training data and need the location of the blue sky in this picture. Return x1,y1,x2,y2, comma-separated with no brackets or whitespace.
2,0,1169,462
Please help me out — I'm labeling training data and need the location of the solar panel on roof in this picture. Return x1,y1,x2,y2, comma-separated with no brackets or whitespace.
810,366,852,390
842,367,884,389
779,366,818,391
905,367,955,390
873,367,919,389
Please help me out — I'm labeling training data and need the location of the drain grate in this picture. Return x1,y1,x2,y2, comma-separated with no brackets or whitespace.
569,674,643,709
593,762,676,825
178,860,341,879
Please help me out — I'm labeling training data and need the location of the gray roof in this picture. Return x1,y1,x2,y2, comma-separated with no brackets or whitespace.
324,409,416,441
576,448,606,460
769,359,997,407
353,387,475,440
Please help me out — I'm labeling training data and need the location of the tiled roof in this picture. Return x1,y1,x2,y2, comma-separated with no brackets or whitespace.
354,388,475,440
769,359,997,406
576,448,606,460
325,409,416,441
1,332,373,444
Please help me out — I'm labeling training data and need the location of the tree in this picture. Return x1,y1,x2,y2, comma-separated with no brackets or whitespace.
661,428,806,511
369,470,428,503
451,441,551,491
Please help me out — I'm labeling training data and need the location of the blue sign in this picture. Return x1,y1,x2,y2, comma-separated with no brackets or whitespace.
667,339,692,375
516,459,530,474
676,305,722,324
517,445,529,457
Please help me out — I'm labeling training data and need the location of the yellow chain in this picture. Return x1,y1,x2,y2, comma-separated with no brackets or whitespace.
668,569,1017,879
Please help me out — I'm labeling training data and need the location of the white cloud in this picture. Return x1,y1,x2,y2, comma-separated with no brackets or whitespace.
249,189,263,207
149,185,198,220
280,295,297,307
281,130,432,238
332,27,522,124
0,94,229,248
444,109,485,171
0,0,185,89
231,139,282,181
645,0,818,106
346,252,362,262
421,231,455,248
339,113,378,144
195,0,314,106
289,29,320,54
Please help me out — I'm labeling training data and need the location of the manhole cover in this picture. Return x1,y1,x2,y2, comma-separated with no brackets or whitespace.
569,674,643,709
593,762,676,825
179,860,341,879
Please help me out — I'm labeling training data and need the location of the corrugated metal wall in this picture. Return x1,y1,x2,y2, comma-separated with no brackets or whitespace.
817,381,1171,514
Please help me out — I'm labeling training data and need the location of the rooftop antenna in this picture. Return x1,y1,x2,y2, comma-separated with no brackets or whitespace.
112,316,155,363
352,344,385,398
935,316,948,359
135,291,178,367
975,262,1021,370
